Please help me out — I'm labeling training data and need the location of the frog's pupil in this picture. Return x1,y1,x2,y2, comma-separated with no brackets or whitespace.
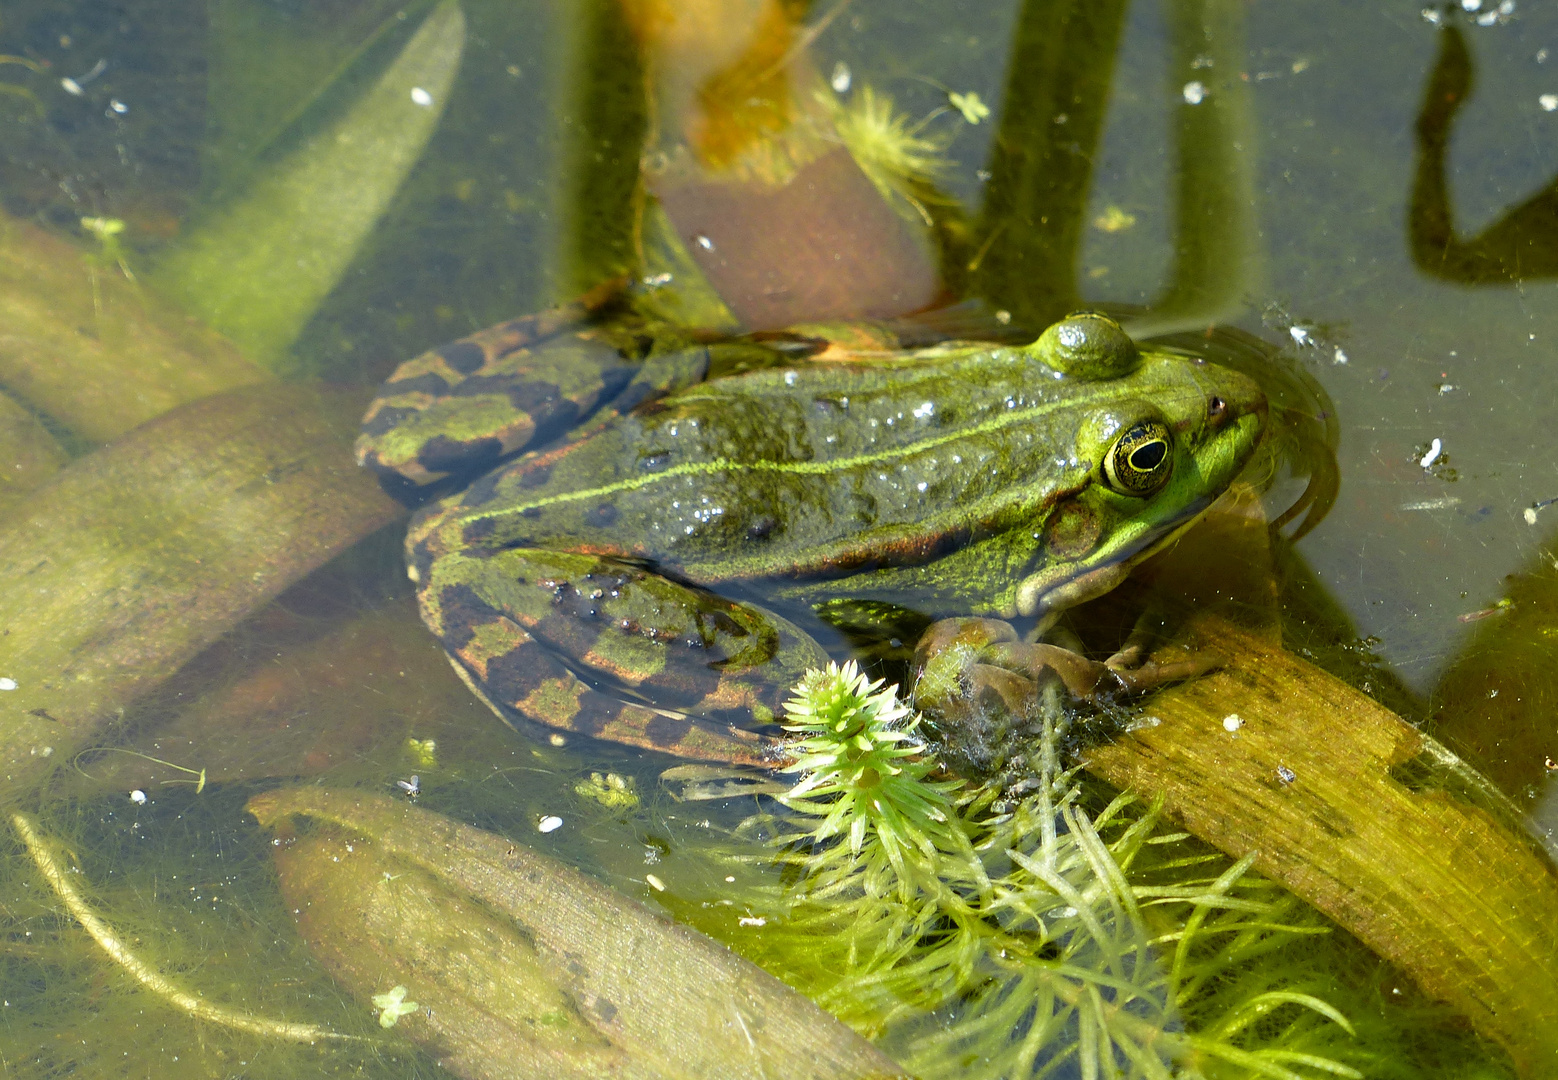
1129,441,1167,471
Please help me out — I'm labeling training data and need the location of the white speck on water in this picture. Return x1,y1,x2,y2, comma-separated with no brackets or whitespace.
1539,48,1550,63
646,873,666,892
130,790,147,805
1289,325,1311,346
912,401,935,419
1438,382,1457,394
695,235,715,251
1419,438,1443,469
410,87,433,106
1277,764,1297,785
738,915,766,927
725,875,736,883
1526,507,1541,525
1401,497,1461,511
1222,714,1244,732
1182,80,1206,105
60,77,83,96
108,98,127,114
784,371,798,386
1461,0,1481,11
994,309,1011,324
0,678,15,691
1422,7,1443,24
537,815,563,833
830,61,851,94
1332,348,1348,365
548,733,567,747
1542,94,1558,112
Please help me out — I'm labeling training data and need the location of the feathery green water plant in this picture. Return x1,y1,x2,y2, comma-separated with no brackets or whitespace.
751,663,1363,1080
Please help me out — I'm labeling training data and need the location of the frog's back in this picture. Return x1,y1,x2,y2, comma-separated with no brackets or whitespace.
411,345,1157,586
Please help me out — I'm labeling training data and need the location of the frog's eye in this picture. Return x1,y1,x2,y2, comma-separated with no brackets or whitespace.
1033,312,1140,379
1104,421,1173,495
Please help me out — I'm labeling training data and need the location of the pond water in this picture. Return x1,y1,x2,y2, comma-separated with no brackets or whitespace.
0,0,1554,1077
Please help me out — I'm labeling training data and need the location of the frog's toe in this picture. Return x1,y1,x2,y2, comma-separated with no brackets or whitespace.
1104,648,1224,693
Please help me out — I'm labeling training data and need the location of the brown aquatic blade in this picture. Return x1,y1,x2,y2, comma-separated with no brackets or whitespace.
249,786,910,1080
0,384,403,807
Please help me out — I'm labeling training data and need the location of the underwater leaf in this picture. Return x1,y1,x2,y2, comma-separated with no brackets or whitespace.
1085,612,1558,1074
248,786,908,1080
0,385,402,807
151,1,466,368
0,211,264,443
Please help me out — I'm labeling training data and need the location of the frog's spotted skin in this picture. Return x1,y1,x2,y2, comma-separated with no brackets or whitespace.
423,548,824,764
363,305,1267,763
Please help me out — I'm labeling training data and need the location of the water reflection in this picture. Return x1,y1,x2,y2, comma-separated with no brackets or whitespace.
1411,24,1558,283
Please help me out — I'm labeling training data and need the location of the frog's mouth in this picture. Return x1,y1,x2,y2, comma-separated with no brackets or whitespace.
1013,506,1211,618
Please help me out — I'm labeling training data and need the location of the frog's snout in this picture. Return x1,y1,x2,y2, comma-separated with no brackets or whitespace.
1205,377,1266,435
1199,371,1267,453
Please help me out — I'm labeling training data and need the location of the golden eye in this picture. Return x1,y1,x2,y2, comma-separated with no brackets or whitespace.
1104,420,1173,495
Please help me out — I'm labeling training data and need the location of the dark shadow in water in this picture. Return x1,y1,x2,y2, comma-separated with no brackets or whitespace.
1411,25,1558,283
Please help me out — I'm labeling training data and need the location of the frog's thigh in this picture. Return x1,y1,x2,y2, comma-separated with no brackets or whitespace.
421,548,826,759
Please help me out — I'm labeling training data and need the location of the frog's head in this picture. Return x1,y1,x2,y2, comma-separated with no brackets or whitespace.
1009,313,1267,619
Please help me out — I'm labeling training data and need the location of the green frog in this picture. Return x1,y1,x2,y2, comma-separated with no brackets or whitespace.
357,300,1265,766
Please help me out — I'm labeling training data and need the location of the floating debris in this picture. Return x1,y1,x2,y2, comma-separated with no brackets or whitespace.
396,775,420,797
1182,80,1206,105
537,815,563,833
1093,205,1137,233
129,789,147,805
1222,714,1244,733
574,771,640,811
59,58,106,97
1458,598,1513,623
1400,497,1461,511
409,86,433,106
0,677,15,691
830,61,851,94
372,985,419,1028
645,873,666,892
949,90,989,124
1542,95,1558,112
1276,765,1297,785
1524,497,1557,525
1419,438,1443,469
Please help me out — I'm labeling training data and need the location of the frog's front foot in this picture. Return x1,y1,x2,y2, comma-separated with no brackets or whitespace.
909,614,1221,723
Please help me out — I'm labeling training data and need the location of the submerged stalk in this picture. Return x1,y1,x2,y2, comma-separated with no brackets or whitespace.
11,812,359,1044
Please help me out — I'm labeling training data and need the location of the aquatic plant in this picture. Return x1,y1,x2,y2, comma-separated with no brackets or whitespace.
756,662,1363,1080
827,86,955,227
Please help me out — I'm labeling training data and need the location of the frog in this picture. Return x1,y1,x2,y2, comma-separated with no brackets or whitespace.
357,297,1266,767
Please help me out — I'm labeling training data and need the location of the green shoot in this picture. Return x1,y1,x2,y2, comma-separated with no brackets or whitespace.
73,747,207,793
753,664,1362,1079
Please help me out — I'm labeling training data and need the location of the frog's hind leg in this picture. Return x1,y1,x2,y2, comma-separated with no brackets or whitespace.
440,614,775,766
357,288,707,488
420,548,828,765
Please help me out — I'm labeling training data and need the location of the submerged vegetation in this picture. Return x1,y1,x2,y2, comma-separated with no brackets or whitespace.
741,662,1444,1080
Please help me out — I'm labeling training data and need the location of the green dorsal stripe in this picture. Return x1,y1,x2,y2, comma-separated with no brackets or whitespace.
469,383,1173,525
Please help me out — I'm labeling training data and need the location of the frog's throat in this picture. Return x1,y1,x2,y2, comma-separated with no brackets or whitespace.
1012,509,1207,618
